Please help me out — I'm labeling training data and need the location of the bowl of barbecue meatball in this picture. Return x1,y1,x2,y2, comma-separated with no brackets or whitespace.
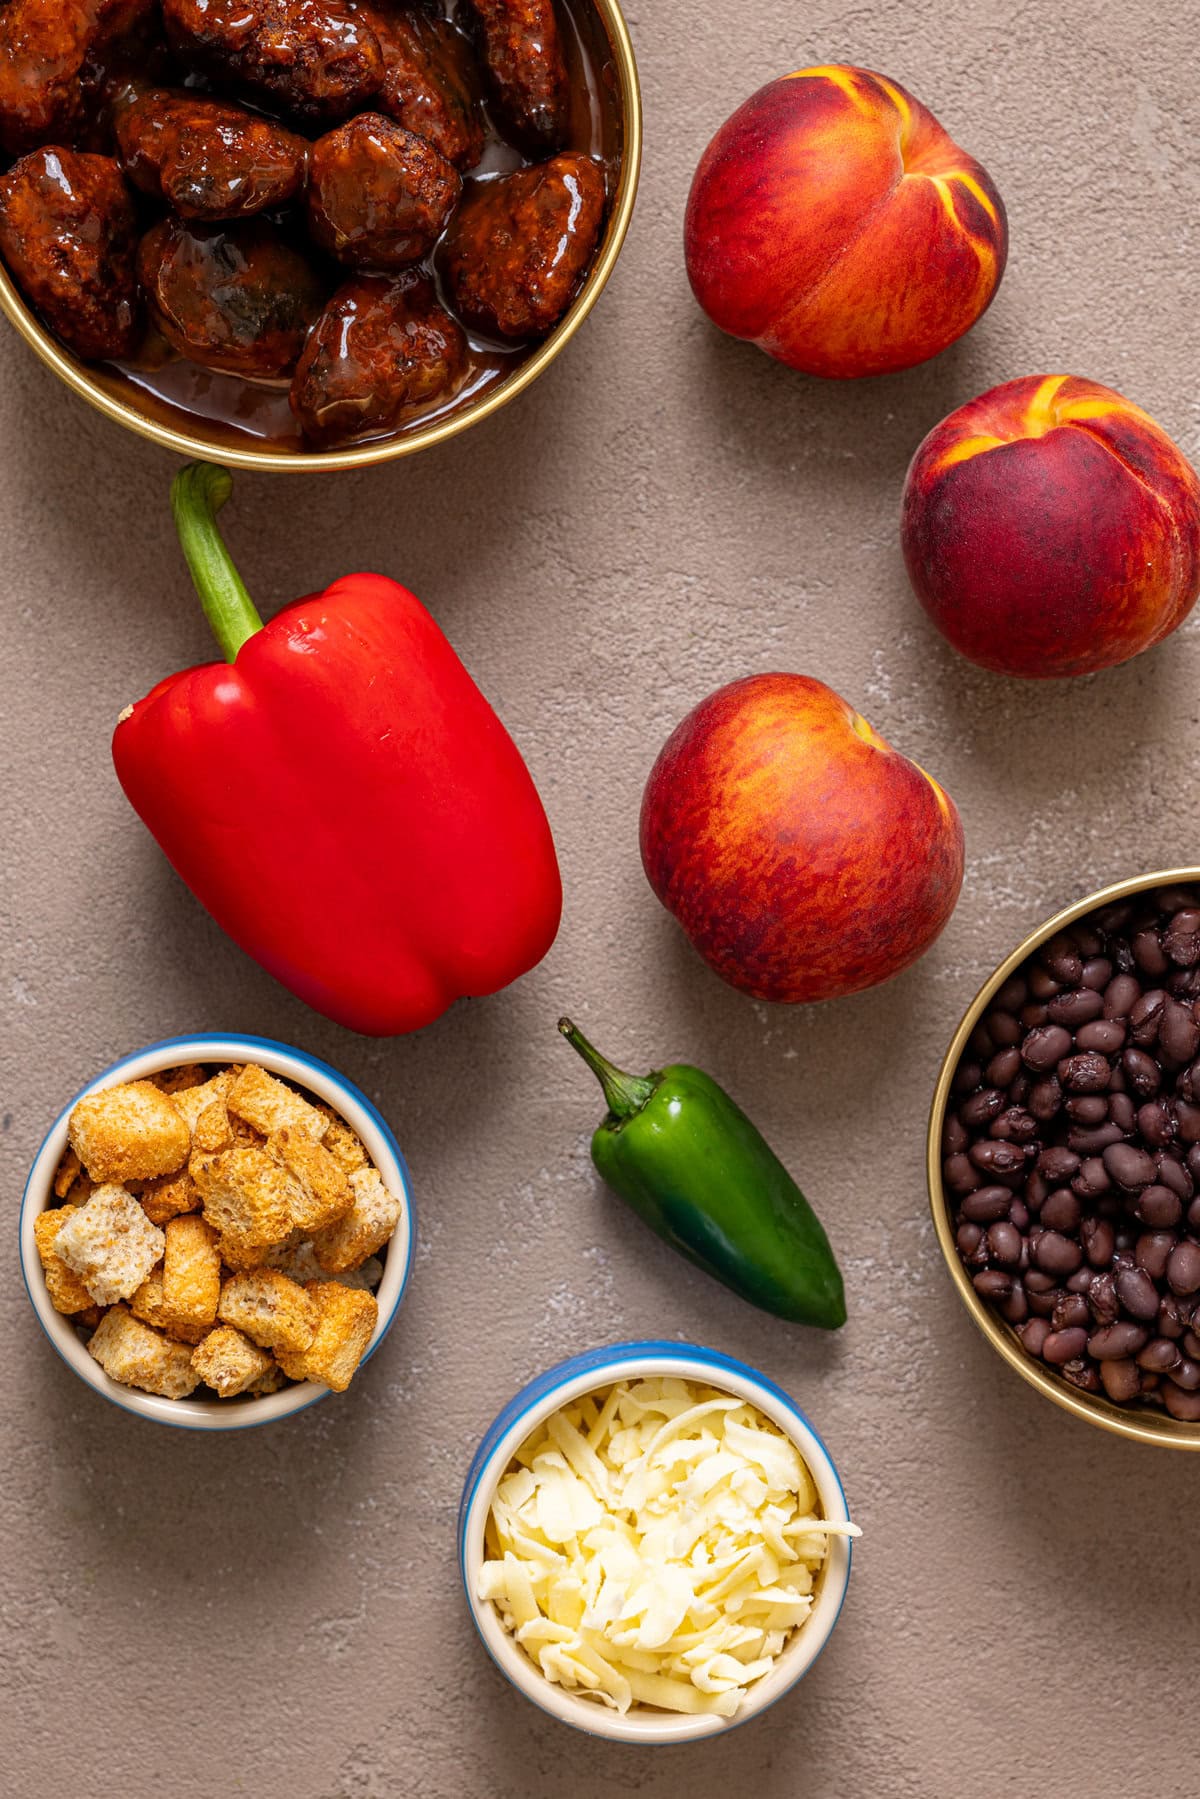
0,0,641,467
929,869,1200,1449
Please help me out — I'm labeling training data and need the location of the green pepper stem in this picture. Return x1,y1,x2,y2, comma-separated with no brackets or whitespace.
558,1018,657,1120
170,461,264,665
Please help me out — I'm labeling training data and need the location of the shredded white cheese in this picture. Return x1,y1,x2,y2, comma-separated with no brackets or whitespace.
478,1377,859,1718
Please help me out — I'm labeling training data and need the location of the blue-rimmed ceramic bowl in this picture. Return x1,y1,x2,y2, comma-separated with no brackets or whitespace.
459,1341,854,1743
19,1033,415,1431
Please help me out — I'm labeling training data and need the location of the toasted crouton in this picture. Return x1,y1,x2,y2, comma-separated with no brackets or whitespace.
192,1101,234,1156
53,1185,165,1306
53,1148,83,1200
264,1240,383,1292
88,1306,200,1399
33,1205,95,1314
191,1141,297,1256
248,1363,288,1396
69,1081,191,1183
276,1283,377,1392
268,1127,352,1234
153,1064,207,1095
130,1266,210,1343
314,1106,370,1174
169,1070,235,1138
228,1064,329,1143
134,1169,200,1227
312,1167,401,1274
191,1325,274,1398
218,1268,319,1354
161,1215,221,1335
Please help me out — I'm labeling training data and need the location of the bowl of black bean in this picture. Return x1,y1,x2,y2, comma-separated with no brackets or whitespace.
928,869,1200,1449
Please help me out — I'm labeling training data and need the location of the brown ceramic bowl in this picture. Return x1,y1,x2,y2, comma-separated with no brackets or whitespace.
0,0,641,473
928,868,1200,1450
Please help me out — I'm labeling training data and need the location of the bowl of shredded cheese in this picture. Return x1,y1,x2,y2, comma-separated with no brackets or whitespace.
458,1342,858,1741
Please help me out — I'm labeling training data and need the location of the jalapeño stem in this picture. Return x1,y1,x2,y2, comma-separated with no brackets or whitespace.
171,461,264,664
558,1018,657,1120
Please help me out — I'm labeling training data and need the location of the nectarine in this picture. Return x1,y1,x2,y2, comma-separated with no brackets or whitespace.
640,674,965,1003
902,375,1200,677
685,64,1007,378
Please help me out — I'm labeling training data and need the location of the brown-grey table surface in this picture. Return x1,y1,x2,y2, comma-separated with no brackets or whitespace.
3,2,1198,1794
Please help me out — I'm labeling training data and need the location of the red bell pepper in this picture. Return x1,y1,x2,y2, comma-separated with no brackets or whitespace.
112,462,562,1035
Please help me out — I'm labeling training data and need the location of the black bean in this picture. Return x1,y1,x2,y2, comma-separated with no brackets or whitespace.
986,1048,1022,1088
956,1222,985,1259
1116,1266,1161,1320
1040,1189,1082,1233
1164,908,1200,966
1135,1100,1175,1147
1021,1003,1050,1029
1135,1185,1183,1229
1040,934,1082,986
999,1280,1028,1325
1066,1096,1109,1126
1038,1146,1080,1183
960,1186,1014,1223
1081,957,1113,992
1189,1198,1200,1232
1075,926,1104,956
1103,1142,1157,1191
1068,1122,1124,1155
943,1113,968,1156
951,1060,983,1095
989,1107,1038,1142
1133,930,1170,978
1036,1232,1083,1275
1182,1330,1200,1360
986,1009,1022,1047
968,1140,1028,1181
1088,1270,1119,1323
1048,988,1104,1028
1109,1093,1136,1132
1025,1268,1056,1295
1076,1018,1126,1054
1030,967,1063,1001
1081,1217,1115,1268
972,1269,1012,1301
1019,1318,1051,1356
1178,1103,1200,1144
1087,1320,1148,1358
1043,1327,1088,1365
1104,973,1142,1019
960,1087,1006,1129
1062,1359,1102,1393
1009,1199,1030,1231
1154,887,1198,914
1059,1052,1113,1094
1027,1288,1060,1318
1073,1158,1112,1198
1130,990,1166,1046
1121,1047,1161,1096
1097,903,1134,933
1161,996,1200,1064
995,975,1029,1013
1066,1266,1095,1293
1051,1292,1089,1331
1137,1337,1181,1372
1023,1025,1073,1071
1156,1156,1192,1199
1169,1357,1200,1391
1029,1076,1063,1121
944,1154,981,1194
1163,1383,1200,1420
1024,1170,1049,1211
1135,1232,1176,1281
968,1022,994,1058
1159,1295,1188,1339
1100,1358,1141,1402
1167,1240,1200,1295
987,1222,1022,1266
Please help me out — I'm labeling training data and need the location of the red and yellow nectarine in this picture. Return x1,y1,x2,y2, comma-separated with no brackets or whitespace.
685,64,1007,378
640,674,965,1003
902,374,1200,678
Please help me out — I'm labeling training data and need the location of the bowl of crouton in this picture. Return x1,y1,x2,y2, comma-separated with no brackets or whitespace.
19,1034,416,1429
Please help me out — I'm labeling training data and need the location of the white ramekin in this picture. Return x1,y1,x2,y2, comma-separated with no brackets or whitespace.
458,1341,854,1743
19,1033,415,1430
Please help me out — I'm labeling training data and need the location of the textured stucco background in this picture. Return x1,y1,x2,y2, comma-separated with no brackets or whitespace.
3,1,1199,1793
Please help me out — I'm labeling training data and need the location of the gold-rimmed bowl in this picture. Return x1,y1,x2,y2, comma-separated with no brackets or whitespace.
928,867,1200,1450
0,0,641,473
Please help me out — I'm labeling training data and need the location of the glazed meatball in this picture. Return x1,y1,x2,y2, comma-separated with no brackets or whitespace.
0,147,140,359
138,216,327,376
464,0,568,152
308,113,460,268
117,90,310,219
290,271,466,446
0,0,156,155
162,0,383,124
358,3,484,171
442,152,604,340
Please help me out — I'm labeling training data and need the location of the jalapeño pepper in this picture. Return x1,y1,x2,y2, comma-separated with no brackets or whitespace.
559,1019,846,1329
